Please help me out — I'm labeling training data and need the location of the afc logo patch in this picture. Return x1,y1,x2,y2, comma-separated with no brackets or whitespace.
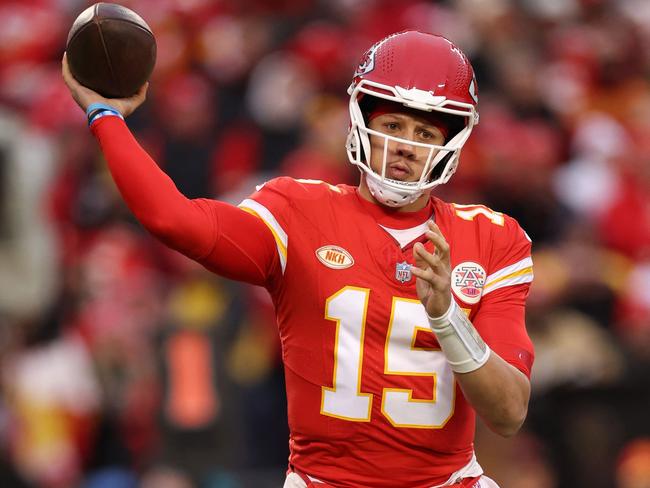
451,261,486,304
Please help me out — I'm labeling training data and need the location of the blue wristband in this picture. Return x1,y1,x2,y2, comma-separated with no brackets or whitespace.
88,110,124,126
85,102,121,118
86,103,124,126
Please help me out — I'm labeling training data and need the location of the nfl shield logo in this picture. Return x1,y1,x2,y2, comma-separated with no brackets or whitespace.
395,261,412,283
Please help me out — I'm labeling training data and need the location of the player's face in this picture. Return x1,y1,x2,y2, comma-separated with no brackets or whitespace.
367,112,446,182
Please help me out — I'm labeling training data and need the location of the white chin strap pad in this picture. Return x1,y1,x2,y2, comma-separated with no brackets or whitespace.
366,175,424,207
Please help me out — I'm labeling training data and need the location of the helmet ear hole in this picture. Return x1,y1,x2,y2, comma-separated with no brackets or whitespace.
429,153,452,181
444,115,466,141
359,96,378,124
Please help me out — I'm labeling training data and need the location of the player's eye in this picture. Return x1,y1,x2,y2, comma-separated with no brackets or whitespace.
384,122,400,132
417,128,443,143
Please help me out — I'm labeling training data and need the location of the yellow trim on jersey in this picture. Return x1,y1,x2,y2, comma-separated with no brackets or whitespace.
384,298,437,377
380,386,456,430
238,199,287,273
453,204,505,226
410,326,438,351
485,267,533,289
321,286,373,422
239,207,287,258
296,178,342,193
483,257,534,295
381,297,456,429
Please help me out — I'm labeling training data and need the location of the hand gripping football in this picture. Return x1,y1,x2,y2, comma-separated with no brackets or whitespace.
66,2,156,98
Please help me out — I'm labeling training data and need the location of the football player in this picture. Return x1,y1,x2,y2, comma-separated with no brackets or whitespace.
63,31,534,488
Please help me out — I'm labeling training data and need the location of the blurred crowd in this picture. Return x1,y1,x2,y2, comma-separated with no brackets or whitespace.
0,0,649,487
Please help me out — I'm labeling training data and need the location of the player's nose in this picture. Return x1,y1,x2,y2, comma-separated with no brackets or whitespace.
394,139,417,160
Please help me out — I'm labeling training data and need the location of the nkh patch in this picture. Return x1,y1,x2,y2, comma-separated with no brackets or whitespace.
395,261,412,283
315,245,354,269
451,261,486,304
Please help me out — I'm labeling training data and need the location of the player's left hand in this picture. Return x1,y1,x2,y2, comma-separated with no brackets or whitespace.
411,220,452,318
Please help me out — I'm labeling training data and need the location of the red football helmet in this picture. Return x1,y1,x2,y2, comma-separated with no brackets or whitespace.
346,31,479,207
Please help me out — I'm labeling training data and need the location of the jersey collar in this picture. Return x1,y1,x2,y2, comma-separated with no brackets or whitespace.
354,188,434,229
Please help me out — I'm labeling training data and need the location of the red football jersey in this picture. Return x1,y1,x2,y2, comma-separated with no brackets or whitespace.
238,177,534,488
90,118,533,488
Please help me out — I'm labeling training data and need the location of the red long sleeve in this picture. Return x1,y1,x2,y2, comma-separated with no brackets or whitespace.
91,116,280,286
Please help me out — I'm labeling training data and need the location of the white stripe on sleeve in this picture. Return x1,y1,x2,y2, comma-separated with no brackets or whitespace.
238,198,288,273
482,256,533,295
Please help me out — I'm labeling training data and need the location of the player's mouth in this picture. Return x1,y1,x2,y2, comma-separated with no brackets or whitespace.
387,162,412,181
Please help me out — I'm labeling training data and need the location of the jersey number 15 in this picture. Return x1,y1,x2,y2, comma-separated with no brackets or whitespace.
321,286,456,429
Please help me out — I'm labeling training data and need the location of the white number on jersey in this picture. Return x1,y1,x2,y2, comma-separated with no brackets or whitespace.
453,204,505,226
321,288,455,428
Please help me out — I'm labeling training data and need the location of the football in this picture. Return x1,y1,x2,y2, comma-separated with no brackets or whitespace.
66,2,156,98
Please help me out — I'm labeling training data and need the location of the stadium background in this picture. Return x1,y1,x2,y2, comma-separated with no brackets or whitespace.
0,0,649,487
